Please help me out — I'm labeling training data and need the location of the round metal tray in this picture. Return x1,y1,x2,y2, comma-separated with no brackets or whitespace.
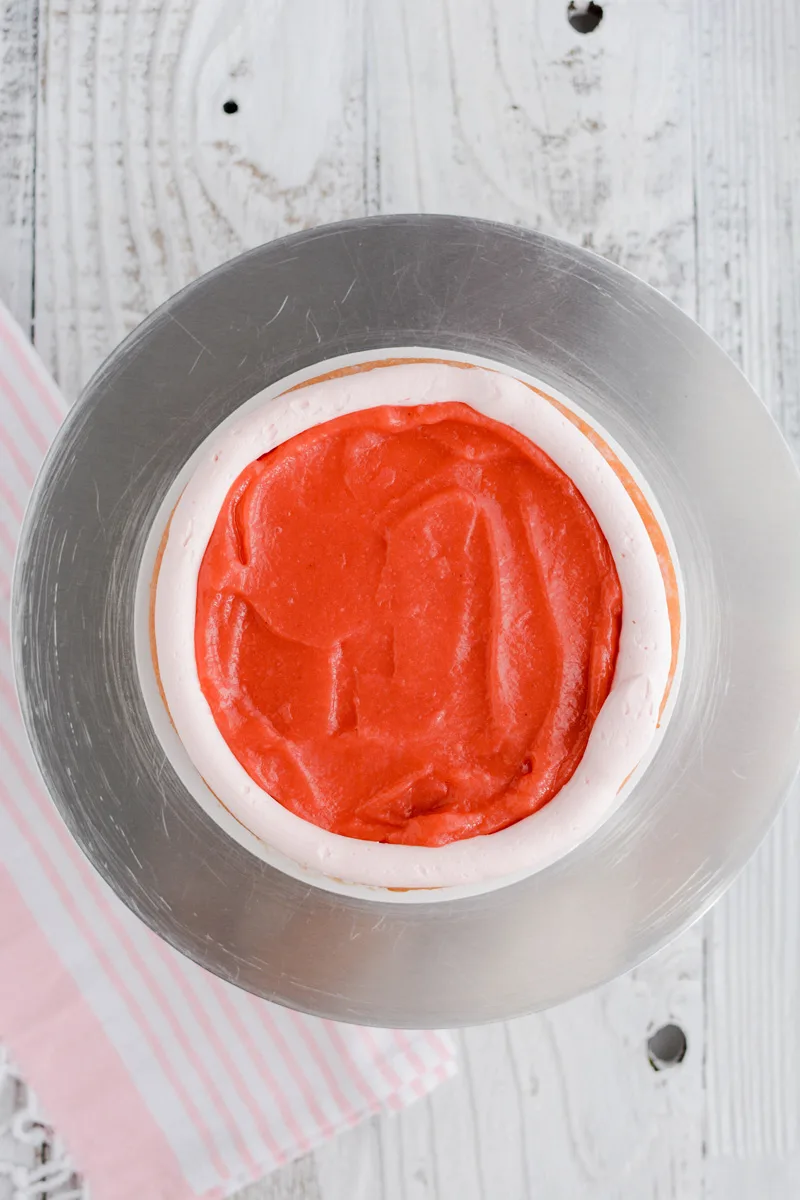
13,216,800,1026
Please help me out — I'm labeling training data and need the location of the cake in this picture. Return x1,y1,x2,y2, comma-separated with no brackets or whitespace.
152,357,680,896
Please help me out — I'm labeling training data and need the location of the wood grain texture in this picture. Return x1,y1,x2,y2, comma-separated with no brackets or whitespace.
292,932,702,1200
0,0,37,332
34,0,370,397
371,0,696,309
1,0,798,1197
694,0,800,1193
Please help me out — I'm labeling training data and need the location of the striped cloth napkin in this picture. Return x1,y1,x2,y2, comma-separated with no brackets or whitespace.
0,302,455,1200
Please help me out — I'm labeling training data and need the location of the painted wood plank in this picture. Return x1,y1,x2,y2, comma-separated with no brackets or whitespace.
236,1153,322,1200
693,2,800,1194
34,0,370,397
370,0,696,312
0,0,37,331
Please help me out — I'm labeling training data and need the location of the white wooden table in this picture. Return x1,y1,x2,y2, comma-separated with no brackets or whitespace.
1,1,798,1196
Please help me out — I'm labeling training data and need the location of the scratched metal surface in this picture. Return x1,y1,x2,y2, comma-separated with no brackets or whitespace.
12,216,800,1026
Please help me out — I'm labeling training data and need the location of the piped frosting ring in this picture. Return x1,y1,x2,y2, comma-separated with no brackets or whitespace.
153,359,679,893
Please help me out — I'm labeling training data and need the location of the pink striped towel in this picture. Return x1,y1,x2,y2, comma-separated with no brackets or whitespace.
0,302,456,1200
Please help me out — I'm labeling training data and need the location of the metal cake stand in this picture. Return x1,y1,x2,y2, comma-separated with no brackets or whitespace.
13,216,800,1026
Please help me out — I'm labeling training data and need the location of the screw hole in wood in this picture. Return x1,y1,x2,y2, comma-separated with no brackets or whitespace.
567,2,604,34
223,99,239,114
647,1024,687,1070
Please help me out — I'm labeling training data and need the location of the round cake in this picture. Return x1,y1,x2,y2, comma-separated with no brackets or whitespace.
152,357,680,895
